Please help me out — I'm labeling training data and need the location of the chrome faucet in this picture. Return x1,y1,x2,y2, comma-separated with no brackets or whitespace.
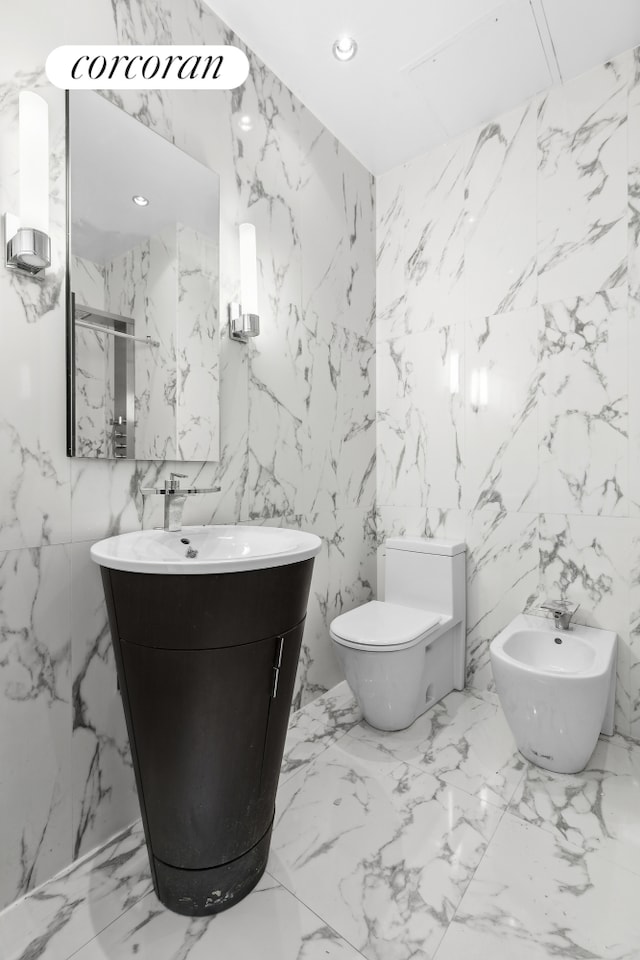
541,599,580,631
141,472,221,532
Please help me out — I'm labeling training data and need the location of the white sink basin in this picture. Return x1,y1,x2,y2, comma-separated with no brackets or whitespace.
90,525,322,575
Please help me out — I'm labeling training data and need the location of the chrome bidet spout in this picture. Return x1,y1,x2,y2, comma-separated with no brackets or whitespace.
541,599,580,631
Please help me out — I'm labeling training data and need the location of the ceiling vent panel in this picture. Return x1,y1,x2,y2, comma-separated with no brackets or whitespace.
406,0,552,139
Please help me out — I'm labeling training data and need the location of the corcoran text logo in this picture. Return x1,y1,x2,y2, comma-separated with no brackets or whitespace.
46,45,249,90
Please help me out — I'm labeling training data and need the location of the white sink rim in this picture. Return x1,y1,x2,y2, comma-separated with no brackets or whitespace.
90,524,322,575
490,613,616,679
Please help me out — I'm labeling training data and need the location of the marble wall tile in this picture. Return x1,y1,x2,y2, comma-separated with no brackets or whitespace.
466,507,539,692
70,460,145,542
337,331,376,513
0,545,71,911
72,256,111,458
629,272,640,517
176,225,220,462
298,116,376,516
0,219,71,551
622,520,640,741
243,75,306,517
296,119,347,516
537,53,631,302
375,163,407,326
377,323,464,510
290,507,376,710
464,101,537,317
72,256,106,310
465,306,540,513
71,543,138,859
403,139,468,333
103,0,173,144
629,49,640,302
375,505,467,545
539,288,629,516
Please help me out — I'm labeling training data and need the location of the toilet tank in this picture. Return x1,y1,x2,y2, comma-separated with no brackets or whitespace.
384,537,466,620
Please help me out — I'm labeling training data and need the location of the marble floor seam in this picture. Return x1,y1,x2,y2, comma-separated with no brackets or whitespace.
262,866,370,960
62,890,152,960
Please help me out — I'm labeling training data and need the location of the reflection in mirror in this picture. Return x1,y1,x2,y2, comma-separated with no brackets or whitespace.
67,91,220,461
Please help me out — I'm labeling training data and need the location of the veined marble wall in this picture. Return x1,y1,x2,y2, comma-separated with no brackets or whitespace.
0,0,375,912
377,49,640,742
73,255,113,457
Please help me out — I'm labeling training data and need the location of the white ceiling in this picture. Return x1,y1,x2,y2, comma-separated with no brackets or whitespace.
204,0,640,174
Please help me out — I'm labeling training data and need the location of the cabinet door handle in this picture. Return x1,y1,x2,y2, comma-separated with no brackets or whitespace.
271,636,285,698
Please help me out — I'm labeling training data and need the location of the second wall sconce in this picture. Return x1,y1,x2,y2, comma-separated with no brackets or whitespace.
229,222,260,343
470,367,489,411
4,91,51,279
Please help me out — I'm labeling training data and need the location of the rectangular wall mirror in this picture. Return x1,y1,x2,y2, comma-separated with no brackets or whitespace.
66,91,220,461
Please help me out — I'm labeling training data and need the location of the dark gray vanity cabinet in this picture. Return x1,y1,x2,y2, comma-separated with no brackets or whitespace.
100,559,314,916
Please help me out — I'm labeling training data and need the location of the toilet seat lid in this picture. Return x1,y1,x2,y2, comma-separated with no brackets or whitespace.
330,600,441,650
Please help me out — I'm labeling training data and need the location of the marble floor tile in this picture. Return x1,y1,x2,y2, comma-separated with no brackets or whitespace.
433,812,640,960
69,875,365,960
5,682,640,960
0,821,151,960
345,690,526,809
508,735,640,878
269,737,504,960
281,680,361,782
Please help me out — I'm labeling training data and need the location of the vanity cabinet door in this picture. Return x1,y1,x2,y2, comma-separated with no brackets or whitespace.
259,620,305,809
121,635,276,869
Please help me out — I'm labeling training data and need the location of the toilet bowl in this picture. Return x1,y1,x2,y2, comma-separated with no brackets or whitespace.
490,613,617,774
330,537,466,731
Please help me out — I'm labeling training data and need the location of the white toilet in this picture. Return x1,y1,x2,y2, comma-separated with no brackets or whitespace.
330,537,466,731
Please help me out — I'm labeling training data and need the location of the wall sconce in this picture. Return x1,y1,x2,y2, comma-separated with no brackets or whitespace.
228,222,260,343
4,91,51,279
449,351,460,395
470,367,489,411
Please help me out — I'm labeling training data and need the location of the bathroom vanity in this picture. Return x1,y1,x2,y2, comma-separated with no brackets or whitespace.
92,525,321,916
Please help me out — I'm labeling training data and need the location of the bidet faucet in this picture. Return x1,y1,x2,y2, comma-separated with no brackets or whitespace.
141,472,221,532
541,599,579,631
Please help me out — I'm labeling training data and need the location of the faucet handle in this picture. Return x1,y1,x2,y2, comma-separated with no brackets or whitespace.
166,472,187,492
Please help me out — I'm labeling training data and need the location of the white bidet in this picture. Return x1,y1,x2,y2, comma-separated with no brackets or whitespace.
490,613,617,774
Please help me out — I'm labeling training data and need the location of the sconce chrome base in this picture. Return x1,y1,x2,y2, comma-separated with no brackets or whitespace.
228,302,260,343
4,216,51,279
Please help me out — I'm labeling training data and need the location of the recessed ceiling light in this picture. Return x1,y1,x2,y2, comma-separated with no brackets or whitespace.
238,114,253,132
332,36,358,62
132,195,149,206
